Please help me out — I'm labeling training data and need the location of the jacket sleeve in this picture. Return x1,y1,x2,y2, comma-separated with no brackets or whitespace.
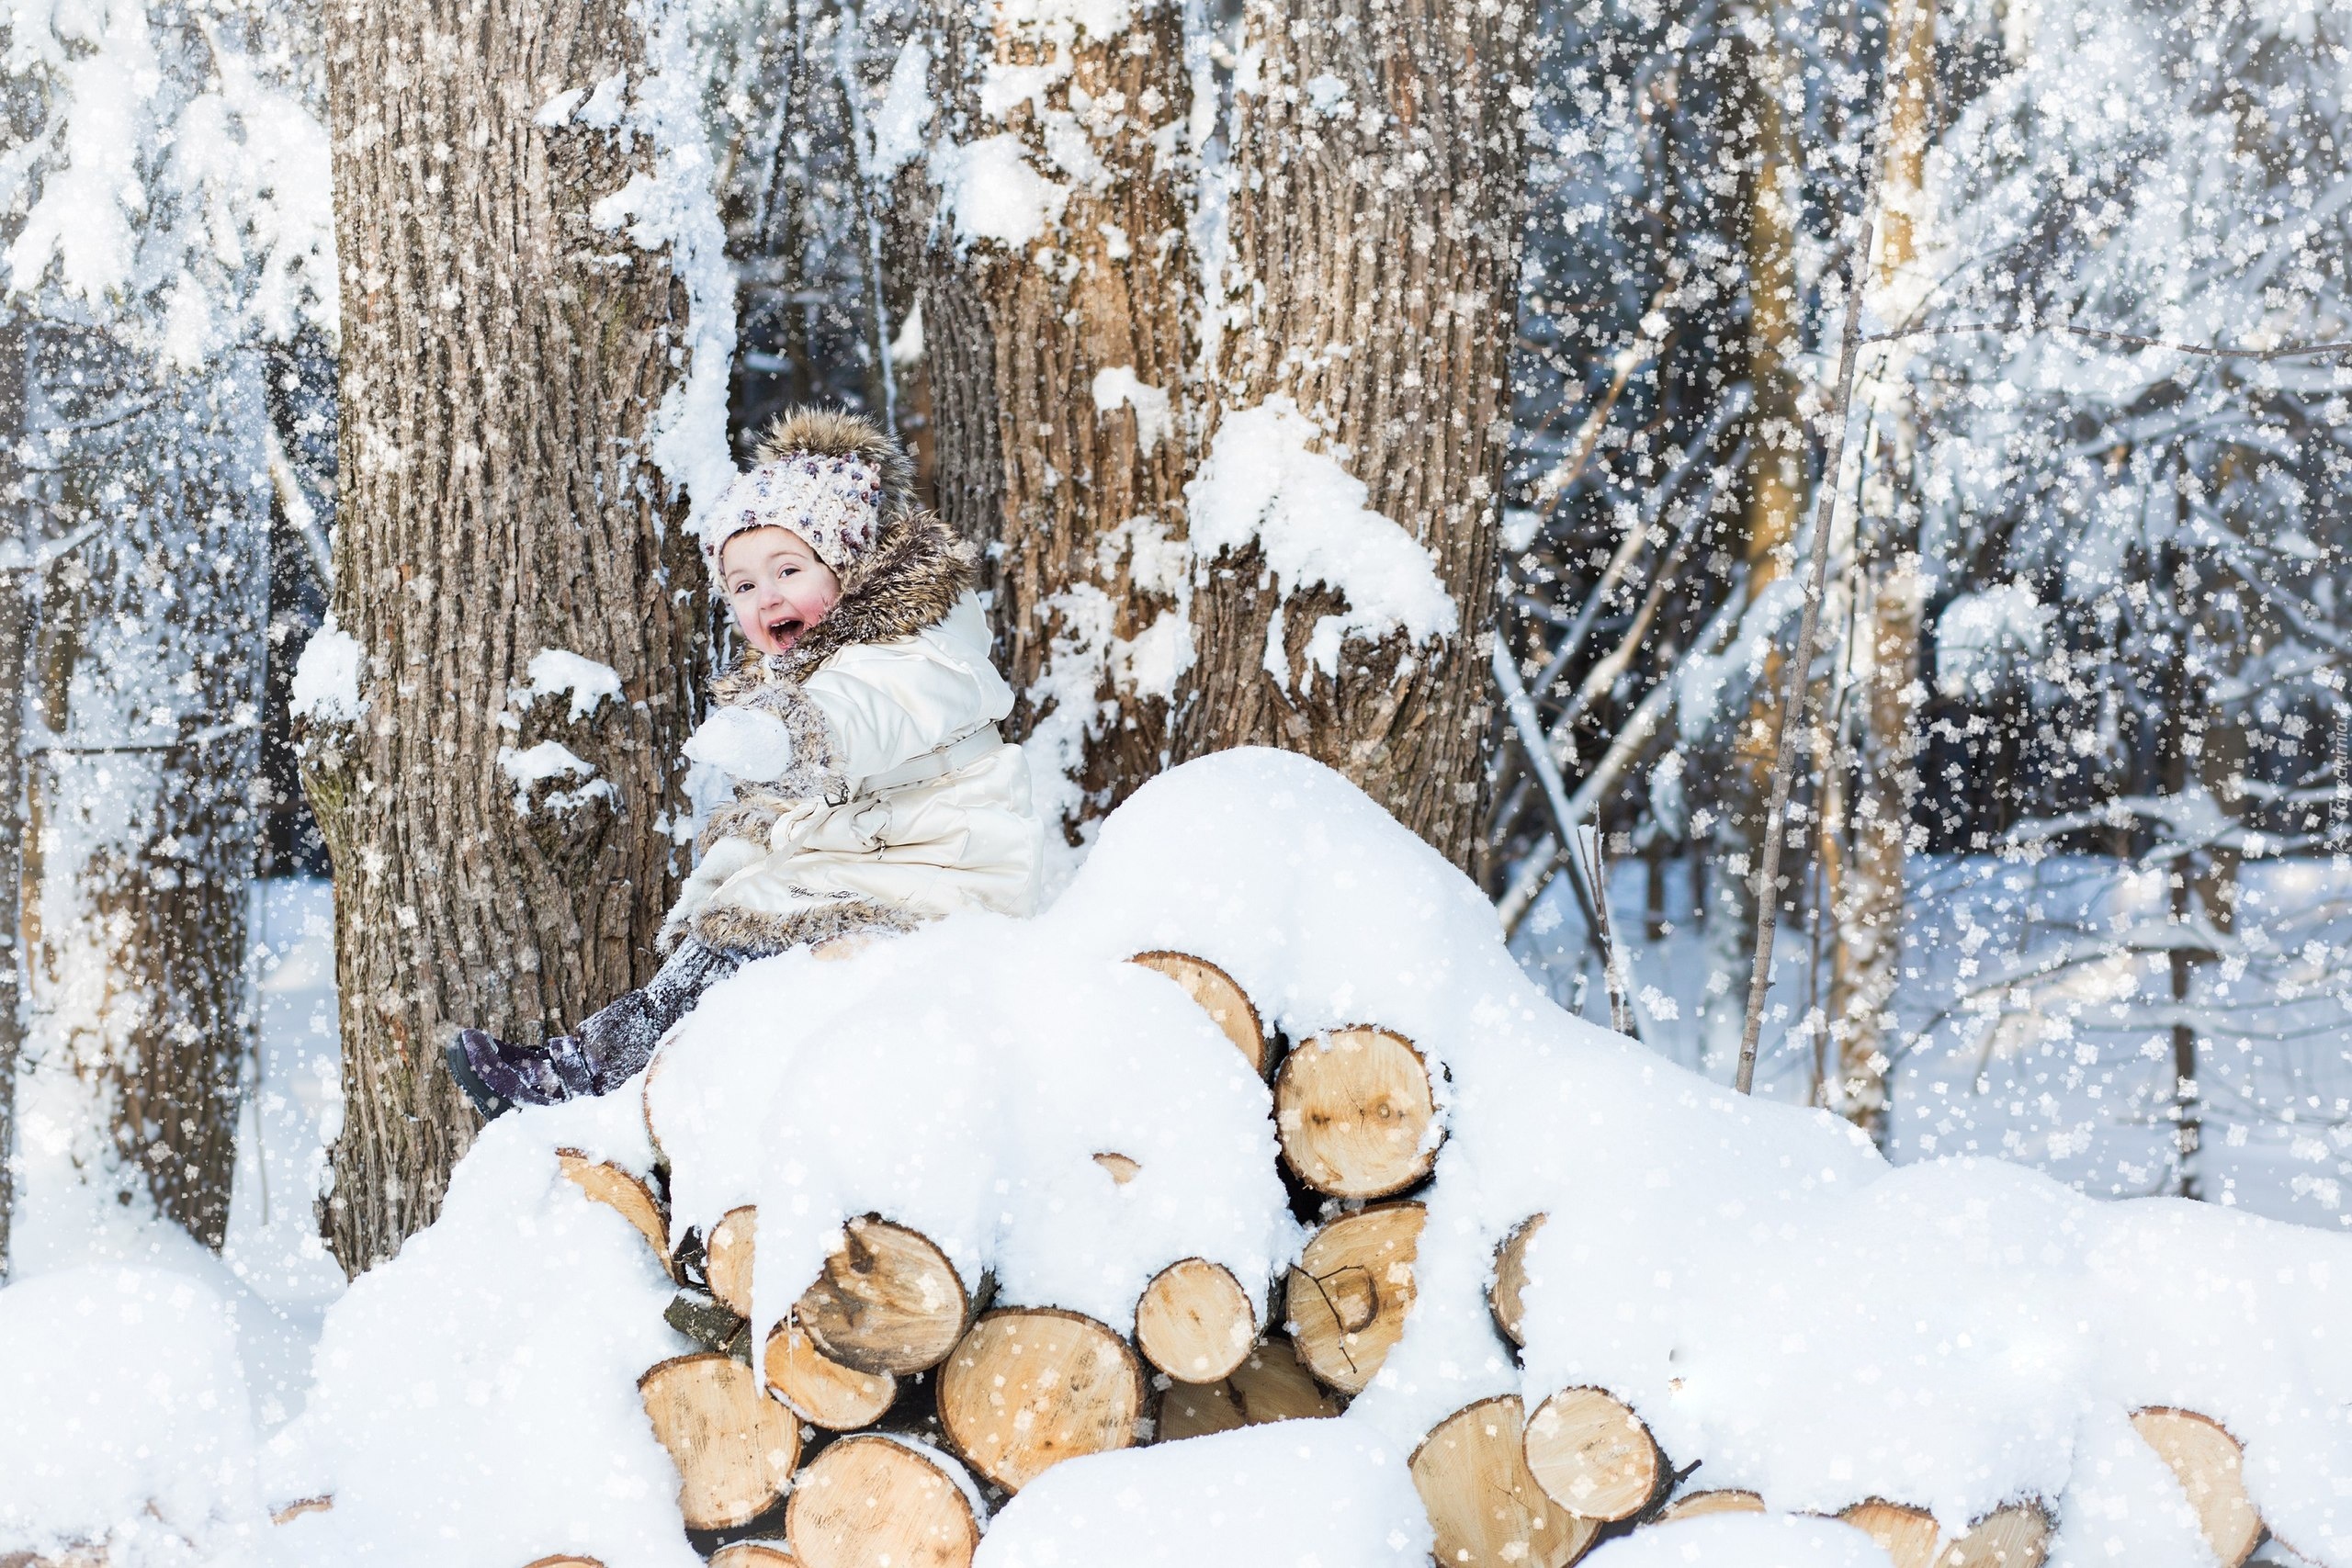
660,834,768,951
800,625,1012,788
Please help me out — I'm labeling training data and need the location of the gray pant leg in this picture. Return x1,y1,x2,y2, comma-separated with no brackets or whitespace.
572,939,745,1093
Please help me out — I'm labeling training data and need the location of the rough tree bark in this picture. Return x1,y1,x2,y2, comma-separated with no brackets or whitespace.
1698,12,1806,1078
920,0,1193,849
1171,0,1534,870
22,329,273,1249
0,302,25,1276
306,0,706,1273
1826,0,1933,1140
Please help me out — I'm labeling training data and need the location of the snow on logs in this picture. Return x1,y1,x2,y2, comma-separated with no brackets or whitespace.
1127,950,1268,1075
2130,1407,2264,1568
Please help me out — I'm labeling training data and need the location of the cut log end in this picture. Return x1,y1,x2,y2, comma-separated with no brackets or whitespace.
797,1215,970,1376
1274,1026,1441,1199
1410,1395,1600,1568
939,1308,1147,1492
707,1546,800,1568
638,1352,802,1532
1488,1212,1548,1348
1654,1490,1764,1522
1093,1151,1141,1185
786,1435,981,1568
1157,1376,1249,1442
1135,1258,1257,1383
1839,1501,1944,1568
706,1204,758,1319
1938,1502,2054,1568
1128,951,1268,1075
1227,1334,1342,1423
1522,1386,1667,1522
556,1150,670,1274
763,1317,899,1430
2132,1407,2263,1568
1285,1201,1424,1395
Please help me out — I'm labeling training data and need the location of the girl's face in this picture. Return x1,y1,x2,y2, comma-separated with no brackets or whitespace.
720,526,842,655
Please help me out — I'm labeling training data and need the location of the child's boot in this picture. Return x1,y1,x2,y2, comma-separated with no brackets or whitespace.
446,1029,595,1117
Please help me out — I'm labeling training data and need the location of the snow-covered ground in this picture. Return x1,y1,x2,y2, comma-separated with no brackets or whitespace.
1514,852,2352,1232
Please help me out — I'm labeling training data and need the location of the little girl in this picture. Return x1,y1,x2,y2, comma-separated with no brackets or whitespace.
449,409,1043,1113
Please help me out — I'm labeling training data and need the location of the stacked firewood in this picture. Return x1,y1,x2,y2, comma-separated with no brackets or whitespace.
541,953,2278,1568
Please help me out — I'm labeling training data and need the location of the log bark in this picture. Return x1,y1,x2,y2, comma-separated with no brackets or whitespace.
1522,1387,1668,1522
919,0,1193,847
707,1205,758,1318
1488,1213,1547,1347
1272,1028,1440,1199
1409,1395,1600,1568
763,1317,899,1430
310,0,706,1272
1128,952,1268,1075
1173,0,1534,872
556,1150,670,1272
2131,1408,2263,1568
1653,1490,1763,1522
786,1435,981,1568
1133,1258,1257,1382
797,1215,972,1376
1283,1201,1423,1394
639,1353,804,1531
938,1307,1147,1491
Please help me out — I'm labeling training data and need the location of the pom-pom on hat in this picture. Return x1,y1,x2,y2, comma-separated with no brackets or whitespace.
700,407,917,590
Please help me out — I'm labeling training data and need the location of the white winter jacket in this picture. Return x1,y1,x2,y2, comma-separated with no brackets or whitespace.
666,526,1043,956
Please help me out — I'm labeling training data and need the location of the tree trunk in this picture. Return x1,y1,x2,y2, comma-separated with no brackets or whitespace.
22,328,272,1250
919,0,1193,852
0,303,26,1278
1171,0,1533,870
1828,0,1935,1142
307,0,708,1273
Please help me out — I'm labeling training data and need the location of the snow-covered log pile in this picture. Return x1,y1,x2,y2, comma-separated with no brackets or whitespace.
235,749,2351,1568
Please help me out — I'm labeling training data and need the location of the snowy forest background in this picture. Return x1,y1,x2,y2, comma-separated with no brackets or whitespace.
1,0,2350,1552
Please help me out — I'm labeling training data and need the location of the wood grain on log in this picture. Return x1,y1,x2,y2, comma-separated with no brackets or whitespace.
1158,1377,1248,1442
1093,1152,1142,1186
707,1546,799,1568
2131,1408,2263,1568
1229,1336,1344,1422
1285,1201,1423,1394
1937,1503,2052,1568
1410,1395,1600,1568
270,1496,334,1525
1128,953,1269,1075
638,1353,802,1531
763,1317,899,1430
522,1558,606,1568
706,1205,757,1318
1838,1502,1939,1568
938,1308,1147,1491
1274,1028,1440,1199
1489,1213,1547,1347
1523,1387,1667,1522
1134,1258,1257,1382
786,1435,982,1568
1654,1490,1764,1521
797,1216,970,1376
556,1151,669,1272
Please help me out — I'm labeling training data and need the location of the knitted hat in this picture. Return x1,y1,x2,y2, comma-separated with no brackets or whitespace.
702,408,915,588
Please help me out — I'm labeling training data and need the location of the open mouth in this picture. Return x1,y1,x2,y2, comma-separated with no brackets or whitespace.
767,617,803,646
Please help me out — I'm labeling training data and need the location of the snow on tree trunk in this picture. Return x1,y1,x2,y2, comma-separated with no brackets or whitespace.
918,0,1193,856
22,327,273,1250
305,0,711,1272
1171,0,1534,871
